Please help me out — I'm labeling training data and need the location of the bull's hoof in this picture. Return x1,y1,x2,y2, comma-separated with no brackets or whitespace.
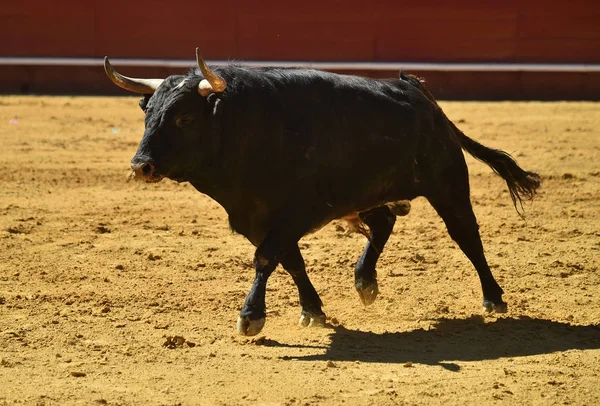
356,280,379,306
237,315,266,336
482,299,508,314
298,311,327,328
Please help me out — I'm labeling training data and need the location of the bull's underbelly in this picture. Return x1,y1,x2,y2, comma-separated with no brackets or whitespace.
226,196,413,248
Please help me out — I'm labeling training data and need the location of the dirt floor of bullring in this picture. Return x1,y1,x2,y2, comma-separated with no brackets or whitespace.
1,96,599,405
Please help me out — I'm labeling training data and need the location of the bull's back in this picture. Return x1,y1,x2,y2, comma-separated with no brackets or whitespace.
222,67,428,174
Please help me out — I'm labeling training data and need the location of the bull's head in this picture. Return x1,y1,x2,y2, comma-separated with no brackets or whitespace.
104,49,226,183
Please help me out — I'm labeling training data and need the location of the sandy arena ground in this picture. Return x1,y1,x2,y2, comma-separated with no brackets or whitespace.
0,96,599,405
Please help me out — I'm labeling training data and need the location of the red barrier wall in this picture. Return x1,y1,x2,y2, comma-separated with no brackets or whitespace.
2,1,599,98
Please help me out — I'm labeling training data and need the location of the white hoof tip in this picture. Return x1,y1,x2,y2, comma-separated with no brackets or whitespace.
237,316,265,336
357,283,379,306
298,313,326,328
298,314,311,327
482,302,508,314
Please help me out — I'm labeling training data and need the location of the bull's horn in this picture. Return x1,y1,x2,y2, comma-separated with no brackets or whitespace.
196,48,226,96
104,57,164,94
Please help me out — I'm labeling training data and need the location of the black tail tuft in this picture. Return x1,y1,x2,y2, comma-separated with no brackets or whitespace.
450,121,541,215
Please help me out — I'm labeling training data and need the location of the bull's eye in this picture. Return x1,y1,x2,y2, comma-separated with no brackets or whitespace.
175,115,194,128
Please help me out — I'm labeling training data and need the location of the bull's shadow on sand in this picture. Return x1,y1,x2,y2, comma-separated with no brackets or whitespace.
281,316,600,371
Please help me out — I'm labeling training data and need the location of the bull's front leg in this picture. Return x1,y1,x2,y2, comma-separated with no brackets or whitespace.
236,243,327,335
280,245,326,327
236,213,324,336
237,251,278,336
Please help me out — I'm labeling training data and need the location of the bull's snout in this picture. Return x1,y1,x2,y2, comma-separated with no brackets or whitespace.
130,156,162,182
131,161,154,177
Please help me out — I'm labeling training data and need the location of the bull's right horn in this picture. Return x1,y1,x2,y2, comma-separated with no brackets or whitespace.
104,57,164,94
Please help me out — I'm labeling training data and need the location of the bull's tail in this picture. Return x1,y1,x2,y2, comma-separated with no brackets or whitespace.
400,72,541,214
451,121,541,214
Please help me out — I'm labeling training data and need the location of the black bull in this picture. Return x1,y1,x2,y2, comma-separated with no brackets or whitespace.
104,51,540,336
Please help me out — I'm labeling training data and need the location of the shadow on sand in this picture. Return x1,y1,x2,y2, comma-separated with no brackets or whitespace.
281,316,600,371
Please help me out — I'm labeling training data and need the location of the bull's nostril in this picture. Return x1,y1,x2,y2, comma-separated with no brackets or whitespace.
141,163,153,176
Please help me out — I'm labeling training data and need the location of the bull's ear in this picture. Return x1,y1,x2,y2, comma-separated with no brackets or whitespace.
139,94,151,113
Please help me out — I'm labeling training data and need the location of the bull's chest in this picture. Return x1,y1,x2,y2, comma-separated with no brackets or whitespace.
225,200,273,247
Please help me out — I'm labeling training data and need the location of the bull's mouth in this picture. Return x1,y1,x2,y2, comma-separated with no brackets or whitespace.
128,170,164,183
143,175,165,183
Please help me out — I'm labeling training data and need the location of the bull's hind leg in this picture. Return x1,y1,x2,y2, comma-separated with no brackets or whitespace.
426,183,507,313
280,246,326,327
354,206,396,305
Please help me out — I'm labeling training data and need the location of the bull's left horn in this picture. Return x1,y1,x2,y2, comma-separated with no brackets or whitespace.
104,57,164,94
196,48,227,96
